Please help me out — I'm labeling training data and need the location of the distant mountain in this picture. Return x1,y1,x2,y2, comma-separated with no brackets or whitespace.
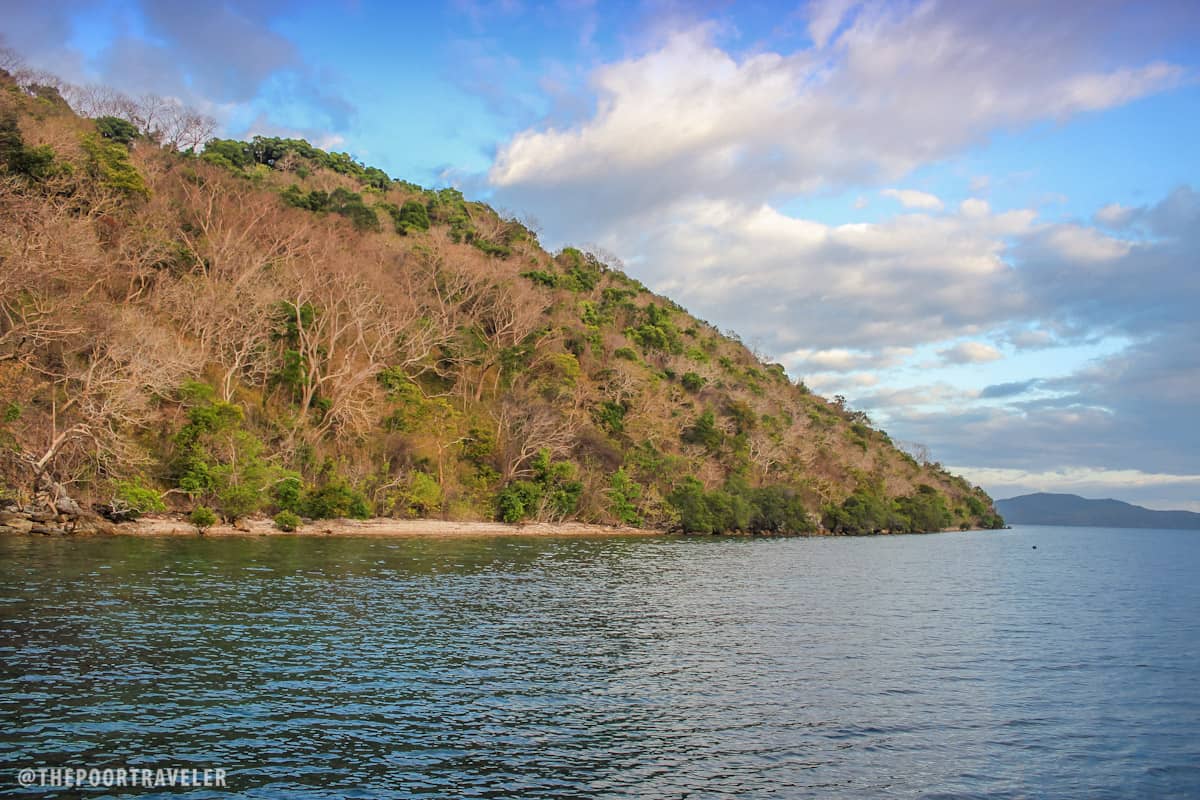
996,493,1200,529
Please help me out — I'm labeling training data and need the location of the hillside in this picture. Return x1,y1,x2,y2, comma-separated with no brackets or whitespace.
997,493,1200,530
0,67,1003,535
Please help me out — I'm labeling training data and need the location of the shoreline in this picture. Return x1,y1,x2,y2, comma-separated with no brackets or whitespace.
4,509,993,539
119,515,663,538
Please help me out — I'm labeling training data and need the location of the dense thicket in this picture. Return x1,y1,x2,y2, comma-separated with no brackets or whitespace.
0,66,1003,534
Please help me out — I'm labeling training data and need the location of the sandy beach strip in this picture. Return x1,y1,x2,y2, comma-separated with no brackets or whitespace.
120,515,663,538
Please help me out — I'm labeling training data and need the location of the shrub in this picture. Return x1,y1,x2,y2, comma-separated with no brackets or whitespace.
302,479,371,519
80,133,149,199
681,411,722,451
189,506,217,534
95,116,138,145
497,481,541,523
397,199,431,232
274,510,301,532
608,468,642,526
681,372,706,392
748,486,813,533
402,472,442,517
106,480,166,522
614,347,638,361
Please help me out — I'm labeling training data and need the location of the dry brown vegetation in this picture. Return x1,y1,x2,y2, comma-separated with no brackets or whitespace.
0,63,1002,534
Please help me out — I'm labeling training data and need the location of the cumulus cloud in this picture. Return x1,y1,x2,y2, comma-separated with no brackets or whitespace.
937,341,1004,365
617,197,1036,356
784,346,913,373
490,1,1190,237
881,188,943,210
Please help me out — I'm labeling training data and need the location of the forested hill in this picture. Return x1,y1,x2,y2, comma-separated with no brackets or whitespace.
0,67,1003,535
997,494,1200,530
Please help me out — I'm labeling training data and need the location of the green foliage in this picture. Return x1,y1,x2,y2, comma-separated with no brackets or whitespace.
328,187,380,231
203,135,394,189
272,474,305,514
747,486,814,533
282,185,379,230
389,199,430,234
426,188,474,242
112,480,166,520
170,388,275,522
893,485,953,533
608,467,642,526
594,400,628,435
201,138,254,170
521,269,559,289
95,116,138,145
626,304,683,354
822,484,953,535
668,478,812,534
274,510,301,532
0,111,61,181
681,411,722,451
401,471,442,517
189,506,217,533
666,478,718,534
681,372,706,392
2,402,20,424
496,480,540,523
614,346,638,361
302,480,371,520
496,450,582,522
473,238,512,258
80,133,148,199
555,247,602,292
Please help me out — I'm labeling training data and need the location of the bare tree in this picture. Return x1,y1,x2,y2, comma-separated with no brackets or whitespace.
491,396,577,481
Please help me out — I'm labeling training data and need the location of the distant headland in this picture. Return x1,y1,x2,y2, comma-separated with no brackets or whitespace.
996,493,1200,529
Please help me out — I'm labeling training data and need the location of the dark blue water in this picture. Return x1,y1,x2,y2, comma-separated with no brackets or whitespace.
1,526,1198,798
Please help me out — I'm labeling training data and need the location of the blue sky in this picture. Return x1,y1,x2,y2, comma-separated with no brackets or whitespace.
5,0,1199,509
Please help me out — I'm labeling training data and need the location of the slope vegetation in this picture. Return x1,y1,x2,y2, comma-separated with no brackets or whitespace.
0,68,1003,534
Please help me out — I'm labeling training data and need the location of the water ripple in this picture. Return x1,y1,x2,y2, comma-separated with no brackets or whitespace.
1,527,1198,798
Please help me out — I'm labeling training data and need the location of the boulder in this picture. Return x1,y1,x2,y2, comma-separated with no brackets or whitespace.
0,514,32,534
55,496,83,517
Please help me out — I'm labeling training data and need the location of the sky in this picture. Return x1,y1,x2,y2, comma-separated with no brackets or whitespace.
4,0,1199,510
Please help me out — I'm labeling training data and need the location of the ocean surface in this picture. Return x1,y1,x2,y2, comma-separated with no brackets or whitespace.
1,525,1197,799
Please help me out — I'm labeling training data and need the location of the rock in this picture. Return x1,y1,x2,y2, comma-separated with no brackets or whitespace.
55,496,83,517
30,511,56,523
0,516,33,534
29,524,56,535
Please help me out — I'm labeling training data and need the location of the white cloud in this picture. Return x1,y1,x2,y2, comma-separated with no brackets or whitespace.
882,188,943,210
937,341,1004,365
951,466,1200,511
624,198,1033,354
960,197,991,217
1094,202,1135,228
1042,225,1131,263
805,372,879,392
957,466,1200,491
490,5,1185,238
807,0,858,49
785,346,913,373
